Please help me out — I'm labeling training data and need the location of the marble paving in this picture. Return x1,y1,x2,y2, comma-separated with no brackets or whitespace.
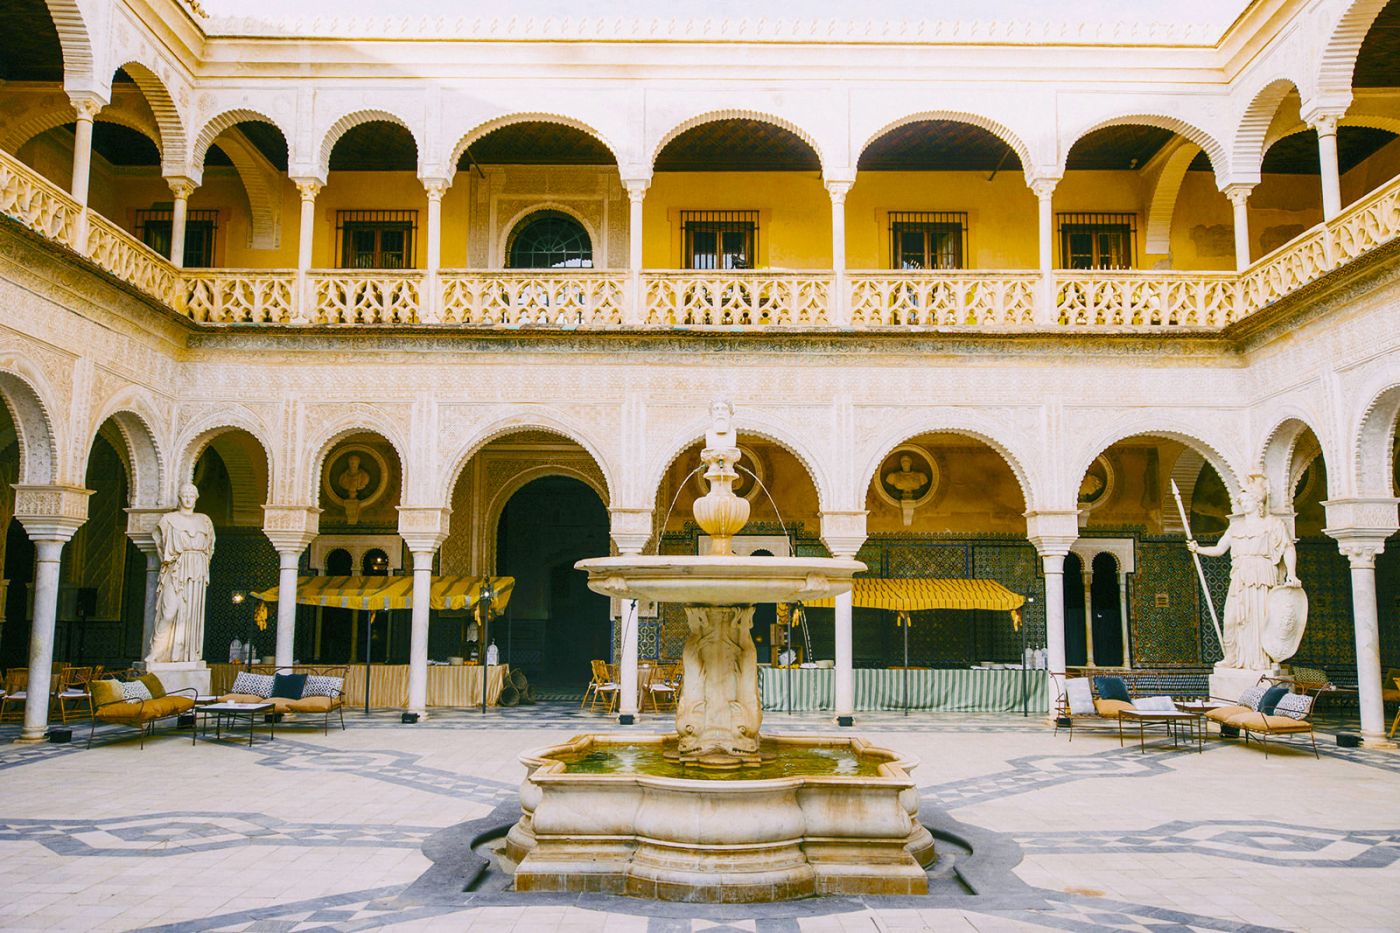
0,703,1397,932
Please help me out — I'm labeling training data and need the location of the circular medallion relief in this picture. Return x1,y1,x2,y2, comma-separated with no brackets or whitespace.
322,444,390,524
874,445,939,511
1078,455,1115,513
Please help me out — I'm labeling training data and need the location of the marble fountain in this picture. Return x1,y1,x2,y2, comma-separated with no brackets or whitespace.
504,403,935,902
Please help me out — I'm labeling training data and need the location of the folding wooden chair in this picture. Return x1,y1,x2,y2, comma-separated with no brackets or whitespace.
0,669,28,722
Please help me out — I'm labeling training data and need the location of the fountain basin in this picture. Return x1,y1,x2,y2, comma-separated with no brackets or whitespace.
506,732,935,902
575,555,866,606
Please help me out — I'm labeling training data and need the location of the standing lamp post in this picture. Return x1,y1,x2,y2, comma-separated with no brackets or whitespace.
231,591,252,671
479,578,495,716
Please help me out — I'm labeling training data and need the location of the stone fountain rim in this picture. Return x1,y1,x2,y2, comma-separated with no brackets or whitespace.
519,731,921,790
576,556,867,571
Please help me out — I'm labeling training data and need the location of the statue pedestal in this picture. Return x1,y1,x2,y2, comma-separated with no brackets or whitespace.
1209,664,1281,704
139,660,211,696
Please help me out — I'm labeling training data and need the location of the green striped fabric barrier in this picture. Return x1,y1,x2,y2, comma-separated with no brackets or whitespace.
759,667,1046,712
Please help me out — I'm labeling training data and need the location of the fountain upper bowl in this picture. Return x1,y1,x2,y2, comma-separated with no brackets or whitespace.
575,555,865,606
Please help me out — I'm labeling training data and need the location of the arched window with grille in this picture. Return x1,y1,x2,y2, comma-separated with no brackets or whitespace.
507,211,593,268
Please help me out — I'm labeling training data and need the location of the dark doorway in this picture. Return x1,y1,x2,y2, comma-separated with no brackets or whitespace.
1090,553,1125,666
1063,552,1087,667
496,476,609,689
1,519,35,670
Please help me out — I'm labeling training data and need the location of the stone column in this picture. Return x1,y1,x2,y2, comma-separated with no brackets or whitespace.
609,507,654,557
125,508,166,658
618,599,640,724
1082,573,1095,667
13,485,90,743
821,510,868,727
421,177,450,323
622,176,650,325
1223,184,1253,270
1117,571,1132,668
293,178,323,321
1310,114,1343,220
1324,497,1399,746
398,507,451,719
68,95,102,207
826,179,852,325
263,506,320,667
166,178,197,267
1031,178,1059,324
1027,510,1079,713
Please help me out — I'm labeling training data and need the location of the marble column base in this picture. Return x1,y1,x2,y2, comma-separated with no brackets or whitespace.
139,660,211,696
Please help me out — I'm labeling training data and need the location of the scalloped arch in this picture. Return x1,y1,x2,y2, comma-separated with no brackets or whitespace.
114,60,186,167
317,109,420,178
1062,114,1229,185
44,1,95,85
192,108,289,167
441,417,616,506
856,418,1038,515
857,111,1035,178
1144,141,1202,255
449,112,621,169
1316,0,1389,98
1234,77,1300,178
1257,415,1331,508
304,417,411,507
88,396,167,509
1353,382,1400,497
650,109,825,173
174,413,276,504
0,364,60,487
1069,418,1243,509
644,416,831,515
2,106,160,157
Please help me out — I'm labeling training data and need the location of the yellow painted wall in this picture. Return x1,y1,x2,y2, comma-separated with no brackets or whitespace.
1169,171,1234,270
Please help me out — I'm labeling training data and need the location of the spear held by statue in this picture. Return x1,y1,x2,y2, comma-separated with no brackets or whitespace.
1170,479,1226,651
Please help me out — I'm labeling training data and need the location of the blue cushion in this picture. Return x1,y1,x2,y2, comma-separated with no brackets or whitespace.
1094,676,1132,703
1259,684,1290,716
271,673,308,700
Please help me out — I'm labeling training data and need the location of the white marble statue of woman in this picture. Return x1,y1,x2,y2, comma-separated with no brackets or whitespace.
146,483,217,664
1189,474,1303,669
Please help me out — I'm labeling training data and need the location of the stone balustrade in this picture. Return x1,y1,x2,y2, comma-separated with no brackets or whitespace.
5,147,1400,333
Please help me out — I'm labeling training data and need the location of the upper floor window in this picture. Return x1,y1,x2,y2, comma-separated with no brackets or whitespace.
136,209,219,267
889,212,968,270
507,211,593,268
337,210,417,269
1058,213,1136,270
681,211,759,270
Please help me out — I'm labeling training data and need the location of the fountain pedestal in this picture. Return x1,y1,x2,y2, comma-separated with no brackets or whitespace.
675,606,762,766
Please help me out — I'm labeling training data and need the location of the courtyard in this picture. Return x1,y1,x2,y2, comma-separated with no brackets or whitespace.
0,706,1396,932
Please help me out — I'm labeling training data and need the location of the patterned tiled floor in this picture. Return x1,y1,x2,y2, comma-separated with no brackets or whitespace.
0,703,1396,931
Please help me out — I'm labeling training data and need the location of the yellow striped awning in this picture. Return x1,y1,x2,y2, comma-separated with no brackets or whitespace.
807,578,1024,612
253,575,514,612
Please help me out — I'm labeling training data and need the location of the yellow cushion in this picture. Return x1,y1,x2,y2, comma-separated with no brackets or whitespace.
1206,705,1249,724
218,693,267,704
1094,698,1135,719
283,696,337,713
96,701,149,722
90,679,126,708
137,673,166,699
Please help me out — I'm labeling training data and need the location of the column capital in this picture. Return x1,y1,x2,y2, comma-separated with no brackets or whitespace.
165,176,198,200
622,176,652,200
124,506,167,553
1029,176,1060,201
609,507,654,556
819,510,868,559
67,92,105,121
1025,509,1079,558
13,484,91,541
421,176,452,200
1323,497,1398,568
262,504,322,553
1303,109,1344,136
824,179,854,202
292,177,324,201
397,506,452,553
1221,182,1254,206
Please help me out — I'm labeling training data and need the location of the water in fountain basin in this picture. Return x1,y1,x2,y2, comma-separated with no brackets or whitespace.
552,739,883,780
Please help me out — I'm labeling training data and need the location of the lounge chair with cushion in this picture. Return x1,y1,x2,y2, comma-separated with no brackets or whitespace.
1226,691,1319,758
89,673,196,748
1055,675,1177,739
217,668,346,733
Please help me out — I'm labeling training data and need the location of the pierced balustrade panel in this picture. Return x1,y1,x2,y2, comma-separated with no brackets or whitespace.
182,271,296,324
85,213,178,306
644,272,830,326
440,272,625,326
1328,174,1400,268
1055,272,1238,327
1238,227,1332,318
312,271,421,324
0,150,80,248
848,272,1037,326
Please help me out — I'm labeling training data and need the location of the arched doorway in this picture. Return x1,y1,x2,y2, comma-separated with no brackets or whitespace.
507,211,593,268
496,476,610,690
1090,552,1125,666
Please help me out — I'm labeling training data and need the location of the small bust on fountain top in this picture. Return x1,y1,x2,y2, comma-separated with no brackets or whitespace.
695,399,749,556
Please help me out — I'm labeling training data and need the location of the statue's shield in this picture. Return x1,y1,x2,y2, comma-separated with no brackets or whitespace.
1263,585,1309,663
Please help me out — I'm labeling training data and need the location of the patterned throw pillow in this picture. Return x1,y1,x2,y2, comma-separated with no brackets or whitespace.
1133,695,1177,712
1238,685,1268,710
302,675,344,699
120,680,152,702
231,672,275,698
1273,692,1313,720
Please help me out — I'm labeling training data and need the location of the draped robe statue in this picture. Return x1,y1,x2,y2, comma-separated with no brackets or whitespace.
146,483,216,664
1190,475,1306,669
